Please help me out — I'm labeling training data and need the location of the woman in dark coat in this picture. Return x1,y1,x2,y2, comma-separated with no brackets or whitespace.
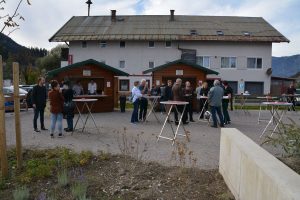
62,81,75,132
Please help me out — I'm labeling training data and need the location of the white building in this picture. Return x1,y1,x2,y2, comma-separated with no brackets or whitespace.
49,10,288,95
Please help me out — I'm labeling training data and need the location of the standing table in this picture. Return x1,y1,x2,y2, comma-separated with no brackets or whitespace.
259,102,293,138
281,94,300,111
143,95,161,123
72,98,100,134
257,96,278,123
158,101,189,145
234,93,251,113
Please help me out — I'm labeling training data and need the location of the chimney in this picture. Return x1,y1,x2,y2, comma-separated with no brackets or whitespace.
170,10,175,21
111,10,116,22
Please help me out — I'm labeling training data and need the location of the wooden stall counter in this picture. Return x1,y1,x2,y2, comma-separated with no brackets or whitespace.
74,94,111,113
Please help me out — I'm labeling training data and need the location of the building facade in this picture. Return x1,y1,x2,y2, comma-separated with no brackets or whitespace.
50,10,288,95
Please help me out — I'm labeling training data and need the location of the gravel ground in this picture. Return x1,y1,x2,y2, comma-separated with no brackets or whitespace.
4,108,300,169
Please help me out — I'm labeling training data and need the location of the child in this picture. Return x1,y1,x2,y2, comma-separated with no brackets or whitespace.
131,81,142,124
48,80,64,138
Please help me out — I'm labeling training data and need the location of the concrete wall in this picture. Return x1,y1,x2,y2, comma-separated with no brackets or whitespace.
69,41,272,94
219,128,300,200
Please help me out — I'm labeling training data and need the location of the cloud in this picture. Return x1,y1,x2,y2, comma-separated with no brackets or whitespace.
1,0,299,56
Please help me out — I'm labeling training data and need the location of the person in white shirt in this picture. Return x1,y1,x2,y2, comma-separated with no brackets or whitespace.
195,80,203,113
88,79,97,95
131,81,142,124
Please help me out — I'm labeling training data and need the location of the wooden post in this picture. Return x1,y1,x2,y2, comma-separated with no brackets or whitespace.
13,62,22,169
0,55,9,177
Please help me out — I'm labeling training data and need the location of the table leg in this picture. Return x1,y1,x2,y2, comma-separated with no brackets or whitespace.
260,106,275,138
270,108,285,137
83,102,100,134
157,105,174,142
146,98,160,123
72,102,86,135
82,102,89,132
172,104,187,145
258,102,262,124
198,99,208,121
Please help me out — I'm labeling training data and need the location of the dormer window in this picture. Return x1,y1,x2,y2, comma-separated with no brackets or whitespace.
216,31,224,36
190,30,197,35
243,31,250,36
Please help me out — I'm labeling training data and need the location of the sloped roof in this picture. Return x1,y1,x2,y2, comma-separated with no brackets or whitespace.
143,59,219,75
290,72,300,78
49,15,289,43
46,59,129,78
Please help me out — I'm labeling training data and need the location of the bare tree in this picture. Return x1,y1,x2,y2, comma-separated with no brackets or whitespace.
0,0,31,34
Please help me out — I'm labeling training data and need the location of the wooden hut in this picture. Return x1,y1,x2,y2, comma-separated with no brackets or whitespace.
143,59,219,109
143,59,219,89
47,59,129,112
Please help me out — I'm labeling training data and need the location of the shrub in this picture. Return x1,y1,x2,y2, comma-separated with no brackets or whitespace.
71,182,88,200
263,119,300,157
57,169,69,187
13,186,30,200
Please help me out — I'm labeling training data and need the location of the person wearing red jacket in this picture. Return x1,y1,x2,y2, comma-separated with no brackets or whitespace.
48,80,64,138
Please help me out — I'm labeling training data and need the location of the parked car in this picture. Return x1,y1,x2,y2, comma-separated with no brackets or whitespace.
19,85,34,92
295,89,300,106
3,86,28,111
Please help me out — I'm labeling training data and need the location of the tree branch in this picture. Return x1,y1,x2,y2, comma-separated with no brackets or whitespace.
1,0,27,33
7,27,19,36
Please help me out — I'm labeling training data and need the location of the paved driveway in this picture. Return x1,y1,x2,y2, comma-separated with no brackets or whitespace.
4,109,300,169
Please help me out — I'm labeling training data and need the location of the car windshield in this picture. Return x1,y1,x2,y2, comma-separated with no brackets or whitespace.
296,89,300,94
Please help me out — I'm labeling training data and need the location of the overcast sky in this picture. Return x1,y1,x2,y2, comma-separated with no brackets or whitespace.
1,0,300,56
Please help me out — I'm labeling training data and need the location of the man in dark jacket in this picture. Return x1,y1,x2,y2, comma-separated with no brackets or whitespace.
139,79,149,121
172,78,188,125
32,77,47,132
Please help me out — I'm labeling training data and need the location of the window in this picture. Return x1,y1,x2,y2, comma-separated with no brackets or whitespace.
149,61,154,68
100,60,106,64
148,41,155,48
165,41,171,47
217,30,224,36
99,41,107,48
190,30,197,35
119,60,125,68
243,31,250,36
221,57,236,68
247,58,262,69
120,41,125,48
81,41,87,48
119,80,129,91
196,56,210,68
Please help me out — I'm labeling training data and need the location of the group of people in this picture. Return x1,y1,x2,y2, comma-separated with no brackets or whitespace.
71,79,98,96
32,77,75,138
130,78,233,128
